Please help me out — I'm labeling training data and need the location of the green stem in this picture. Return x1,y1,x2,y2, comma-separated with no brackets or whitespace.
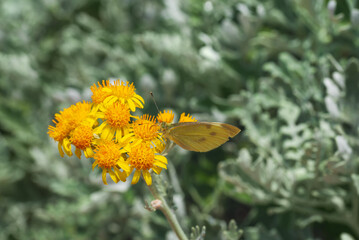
147,175,188,240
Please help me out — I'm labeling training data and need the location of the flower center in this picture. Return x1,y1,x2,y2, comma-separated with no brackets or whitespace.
133,123,160,141
70,125,93,149
105,103,130,128
133,115,159,141
94,140,123,169
129,143,155,170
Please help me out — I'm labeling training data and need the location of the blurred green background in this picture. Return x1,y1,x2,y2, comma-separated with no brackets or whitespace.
1,0,359,239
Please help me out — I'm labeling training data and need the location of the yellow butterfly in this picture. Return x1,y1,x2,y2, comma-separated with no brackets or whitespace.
161,122,241,152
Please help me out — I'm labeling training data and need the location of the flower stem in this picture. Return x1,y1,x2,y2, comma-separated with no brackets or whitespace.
147,175,188,240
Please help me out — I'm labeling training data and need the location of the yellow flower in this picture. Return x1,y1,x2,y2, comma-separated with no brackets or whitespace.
179,113,197,123
95,102,134,142
91,80,112,105
128,142,167,185
49,80,176,186
48,101,95,157
127,114,163,145
70,125,95,159
104,80,144,112
157,110,174,123
92,140,131,185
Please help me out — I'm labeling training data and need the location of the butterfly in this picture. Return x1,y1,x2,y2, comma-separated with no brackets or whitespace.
161,122,241,152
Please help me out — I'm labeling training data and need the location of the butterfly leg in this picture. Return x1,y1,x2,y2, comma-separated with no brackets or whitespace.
162,139,175,156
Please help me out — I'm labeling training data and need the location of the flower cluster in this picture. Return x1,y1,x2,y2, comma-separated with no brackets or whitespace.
48,80,196,185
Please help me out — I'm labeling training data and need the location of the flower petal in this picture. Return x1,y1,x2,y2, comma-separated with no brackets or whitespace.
58,142,64,157
63,138,73,156
114,167,127,182
117,160,131,173
155,155,167,164
128,99,136,112
121,133,134,144
93,122,106,134
152,166,163,175
75,147,82,159
109,169,119,183
102,125,115,140
84,147,94,158
142,170,152,185
135,94,145,104
132,96,144,108
92,160,98,170
102,169,108,185
154,161,167,169
131,170,141,184
104,96,117,106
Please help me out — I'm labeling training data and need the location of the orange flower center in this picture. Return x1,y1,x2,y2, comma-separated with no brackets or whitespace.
94,140,123,169
70,125,93,149
133,123,160,141
133,115,159,141
128,143,155,170
105,103,130,128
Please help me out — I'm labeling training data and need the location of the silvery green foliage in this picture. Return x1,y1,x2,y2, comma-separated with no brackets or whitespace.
215,1,359,238
1,0,359,239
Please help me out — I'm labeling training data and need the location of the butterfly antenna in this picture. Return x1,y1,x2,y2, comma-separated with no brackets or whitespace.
150,92,161,114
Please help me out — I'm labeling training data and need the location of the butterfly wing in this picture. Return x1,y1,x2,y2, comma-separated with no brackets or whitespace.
164,122,241,152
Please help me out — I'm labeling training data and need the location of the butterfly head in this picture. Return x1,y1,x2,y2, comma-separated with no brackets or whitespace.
158,122,171,133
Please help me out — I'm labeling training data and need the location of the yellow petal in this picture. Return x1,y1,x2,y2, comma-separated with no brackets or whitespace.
92,160,98,170
114,167,127,182
152,166,163,175
63,138,72,156
142,170,152,185
115,131,122,142
93,122,106,134
103,87,112,93
155,155,167,164
131,170,141,184
121,133,134,144
84,147,94,158
95,112,106,119
154,161,167,169
58,142,64,157
131,139,142,147
135,94,145,104
102,169,108,185
109,169,119,183
104,96,117,106
117,160,130,173
128,99,136,112
102,125,115,140
75,148,82,159
132,97,144,108
91,104,100,113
